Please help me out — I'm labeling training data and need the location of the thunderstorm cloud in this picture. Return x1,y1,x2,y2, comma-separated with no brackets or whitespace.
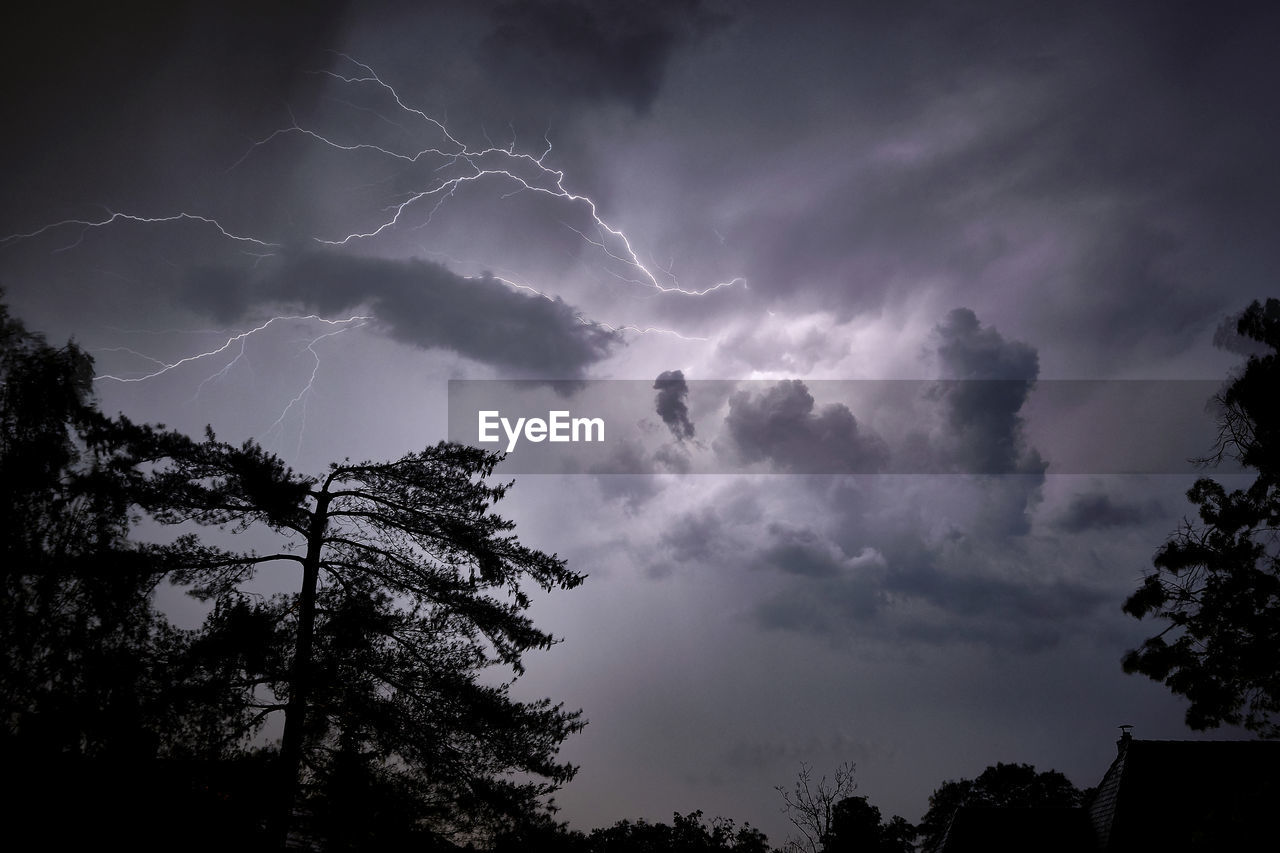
931,307,1044,476
1054,491,1165,533
653,369,695,441
720,379,889,474
480,0,724,116
185,252,620,377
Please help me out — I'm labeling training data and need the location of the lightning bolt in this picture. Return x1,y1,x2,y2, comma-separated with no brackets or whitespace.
4,55,738,312
93,314,369,383
576,317,709,342
0,211,279,253
3,55,733,457
93,315,370,455
232,53,746,298
262,318,371,458
420,249,715,341
191,337,249,401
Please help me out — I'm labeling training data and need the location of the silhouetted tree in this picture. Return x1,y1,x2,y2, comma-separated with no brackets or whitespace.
131,432,588,847
491,808,591,853
585,811,772,853
0,302,275,850
1123,298,1280,736
879,816,918,853
775,762,858,853
825,796,916,853
0,300,175,758
917,762,1084,853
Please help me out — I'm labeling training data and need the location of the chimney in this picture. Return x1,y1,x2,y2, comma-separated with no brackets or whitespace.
1117,725,1133,755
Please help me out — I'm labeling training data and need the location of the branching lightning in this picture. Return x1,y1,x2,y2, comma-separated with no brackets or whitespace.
0,211,279,253
94,314,370,384
234,53,745,298
4,54,738,309
3,55,738,454
479,271,711,341
263,318,371,459
93,314,371,457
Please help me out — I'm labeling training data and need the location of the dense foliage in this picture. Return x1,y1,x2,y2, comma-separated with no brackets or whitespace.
916,762,1085,853
131,433,588,845
0,301,177,758
0,301,586,849
1123,298,1280,736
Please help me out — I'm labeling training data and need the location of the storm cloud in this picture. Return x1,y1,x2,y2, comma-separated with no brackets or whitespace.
185,252,620,377
932,308,1043,475
747,483,1113,652
653,369,695,441
480,0,723,115
721,380,889,474
1054,490,1165,533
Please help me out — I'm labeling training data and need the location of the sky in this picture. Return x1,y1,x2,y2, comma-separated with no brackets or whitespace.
3,0,1278,841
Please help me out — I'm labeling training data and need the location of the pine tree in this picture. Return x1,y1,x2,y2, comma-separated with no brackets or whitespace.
133,432,587,846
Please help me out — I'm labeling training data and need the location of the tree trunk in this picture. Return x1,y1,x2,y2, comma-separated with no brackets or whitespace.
273,489,330,847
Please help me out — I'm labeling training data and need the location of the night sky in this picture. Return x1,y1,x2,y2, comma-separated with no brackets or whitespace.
3,0,1278,841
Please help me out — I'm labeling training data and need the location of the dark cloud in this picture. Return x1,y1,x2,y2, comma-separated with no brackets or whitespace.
655,491,763,575
720,380,889,474
757,523,854,579
652,442,693,474
660,507,726,565
184,265,254,324
1054,491,1164,533
593,478,662,514
479,0,724,115
929,310,1045,534
653,369,695,441
936,308,1039,381
750,513,891,629
0,1,353,245
885,557,1109,629
752,574,883,635
739,461,1115,652
753,527,1110,652
652,1,1280,370
184,252,620,377
932,308,1045,478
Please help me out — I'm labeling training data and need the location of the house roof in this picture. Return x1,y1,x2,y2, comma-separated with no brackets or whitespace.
1088,737,1280,852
